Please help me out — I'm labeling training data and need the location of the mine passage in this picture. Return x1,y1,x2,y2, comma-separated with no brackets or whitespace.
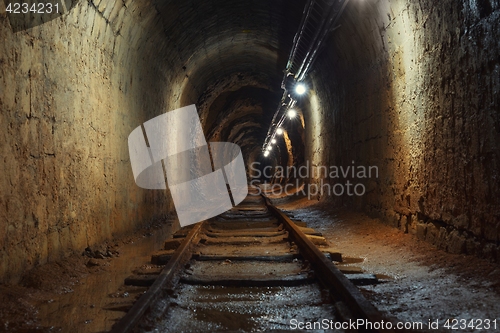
0,0,499,332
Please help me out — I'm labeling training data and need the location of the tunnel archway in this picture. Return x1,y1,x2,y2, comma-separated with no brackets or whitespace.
1,0,499,283
2,0,500,330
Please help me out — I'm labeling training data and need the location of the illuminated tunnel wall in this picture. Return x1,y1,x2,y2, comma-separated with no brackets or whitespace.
0,0,498,282
306,0,499,257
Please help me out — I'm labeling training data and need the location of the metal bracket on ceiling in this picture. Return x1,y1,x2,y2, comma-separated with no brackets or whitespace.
261,0,350,153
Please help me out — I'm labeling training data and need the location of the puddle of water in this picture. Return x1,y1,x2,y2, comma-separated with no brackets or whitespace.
36,223,175,333
154,284,338,333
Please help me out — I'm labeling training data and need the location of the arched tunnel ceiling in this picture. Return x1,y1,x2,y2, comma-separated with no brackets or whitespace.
133,0,308,157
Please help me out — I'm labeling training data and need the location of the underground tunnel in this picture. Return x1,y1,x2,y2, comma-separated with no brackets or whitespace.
0,0,499,331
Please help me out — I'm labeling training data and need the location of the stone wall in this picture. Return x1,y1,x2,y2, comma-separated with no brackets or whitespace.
308,0,500,259
0,0,307,283
0,0,174,283
1,0,498,283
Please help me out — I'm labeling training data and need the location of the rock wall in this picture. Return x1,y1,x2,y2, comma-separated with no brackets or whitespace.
0,0,307,283
0,0,175,283
308,0,500,258
1,0,498,283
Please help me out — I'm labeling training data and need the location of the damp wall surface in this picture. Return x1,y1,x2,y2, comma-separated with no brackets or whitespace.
0,0,175,283
0,0,304,283
307,0,500,258
0,0,499,284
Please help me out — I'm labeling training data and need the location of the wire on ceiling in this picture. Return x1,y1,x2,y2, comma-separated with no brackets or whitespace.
262,0,350,154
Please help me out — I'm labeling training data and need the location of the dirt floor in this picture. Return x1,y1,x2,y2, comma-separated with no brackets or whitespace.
0,219,177,333
1,197,500,332
275,197,500,332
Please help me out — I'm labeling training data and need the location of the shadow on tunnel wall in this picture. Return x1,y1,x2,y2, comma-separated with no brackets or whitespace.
0,0,181,283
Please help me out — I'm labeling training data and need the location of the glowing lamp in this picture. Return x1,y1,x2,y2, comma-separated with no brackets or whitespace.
295,83,306,95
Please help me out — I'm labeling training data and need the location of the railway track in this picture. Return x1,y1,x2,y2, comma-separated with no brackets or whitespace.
109,186,394,332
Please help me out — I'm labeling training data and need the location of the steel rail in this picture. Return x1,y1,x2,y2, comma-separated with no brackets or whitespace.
111,196,391,332
110,222,204,333
265,198,396,333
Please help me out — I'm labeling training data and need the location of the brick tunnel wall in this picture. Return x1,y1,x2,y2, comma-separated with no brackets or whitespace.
306,0,500,259
0,0,178,283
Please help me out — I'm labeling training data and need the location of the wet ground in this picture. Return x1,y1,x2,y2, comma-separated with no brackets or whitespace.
275,197,500,333
134,191,344,333
0,220,177,333
155,284,336,332
1,195,500,332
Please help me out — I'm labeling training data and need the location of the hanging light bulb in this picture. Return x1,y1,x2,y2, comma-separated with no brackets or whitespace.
295,83,307,95
271,138,277,144
276,128,284,135
267,145,273,151
288,109,297,119
264,151,269,157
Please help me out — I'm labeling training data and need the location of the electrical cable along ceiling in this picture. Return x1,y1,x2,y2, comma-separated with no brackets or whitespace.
261,0,350,156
